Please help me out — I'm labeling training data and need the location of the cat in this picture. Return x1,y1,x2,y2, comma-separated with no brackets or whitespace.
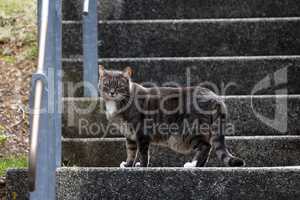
98,65,245,168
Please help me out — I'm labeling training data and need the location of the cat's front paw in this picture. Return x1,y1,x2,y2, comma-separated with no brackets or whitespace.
120,161,129,168
120,161,140,168
183,161,197,168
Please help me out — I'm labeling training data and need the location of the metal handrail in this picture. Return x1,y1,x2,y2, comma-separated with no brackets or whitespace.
28,0,50,192
83,0,90,15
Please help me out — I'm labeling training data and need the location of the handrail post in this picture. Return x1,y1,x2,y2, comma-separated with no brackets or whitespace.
29,0,62,199
29,73,49,192
83,0,98,97
54,0,62,168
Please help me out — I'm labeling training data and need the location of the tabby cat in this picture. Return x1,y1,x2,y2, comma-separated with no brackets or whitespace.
99,65,245,167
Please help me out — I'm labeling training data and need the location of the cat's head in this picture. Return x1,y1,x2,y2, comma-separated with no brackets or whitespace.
98,65,133,101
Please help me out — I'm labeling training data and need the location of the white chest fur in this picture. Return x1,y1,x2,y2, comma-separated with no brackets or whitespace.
105,101,117,119
105,100,136,140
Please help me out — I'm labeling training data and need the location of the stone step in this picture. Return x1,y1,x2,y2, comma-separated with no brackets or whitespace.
7,167,300,200
62,136,300,167
58,166,300,200
62,0,300,20
62,56,300,97
56,167,300,200
62,18,300,58
62,95,300,138
6,169,28,200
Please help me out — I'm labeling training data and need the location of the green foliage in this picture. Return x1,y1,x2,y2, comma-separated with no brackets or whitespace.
0,55,16,64
0,156,28,176
25,45,38,60
0,125,7,145
0,135,7,146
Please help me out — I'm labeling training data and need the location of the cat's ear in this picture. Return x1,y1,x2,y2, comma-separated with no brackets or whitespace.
99,65,105,78
123,66,133,78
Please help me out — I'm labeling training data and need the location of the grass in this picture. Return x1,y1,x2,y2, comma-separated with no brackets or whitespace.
0,125,7,146
0,156,27,176
0,55,16,64
0,135,7,146
0,0,36,17
0,0,30,16
0,0,37,63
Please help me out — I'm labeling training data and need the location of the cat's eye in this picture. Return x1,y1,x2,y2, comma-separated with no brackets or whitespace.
120,83,128,89
102,80,109,85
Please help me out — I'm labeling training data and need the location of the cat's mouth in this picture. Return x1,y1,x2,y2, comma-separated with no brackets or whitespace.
102,93,127,101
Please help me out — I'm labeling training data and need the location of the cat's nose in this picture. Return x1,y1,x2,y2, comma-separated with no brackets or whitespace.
110,91,115,97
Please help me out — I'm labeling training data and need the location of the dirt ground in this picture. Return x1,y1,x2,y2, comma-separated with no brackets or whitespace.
0,1,37,197
0,59,34,157
0,0,37,158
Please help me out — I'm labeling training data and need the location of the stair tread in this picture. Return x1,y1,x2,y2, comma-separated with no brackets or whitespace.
63,0,300,21
62,56,300,97
56,166,300,199
62,96,300,138
62,19,300,58
62,135,300,167
6,166,300,200
62,56,300,96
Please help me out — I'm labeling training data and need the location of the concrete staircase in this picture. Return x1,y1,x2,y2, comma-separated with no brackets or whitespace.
31,0,300,199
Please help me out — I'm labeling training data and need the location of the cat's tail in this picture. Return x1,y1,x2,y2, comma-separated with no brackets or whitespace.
212,101,245,167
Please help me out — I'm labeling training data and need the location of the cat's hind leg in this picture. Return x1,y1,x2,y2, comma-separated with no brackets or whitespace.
136,135,150,167
184,139,211,168
212,134,245,167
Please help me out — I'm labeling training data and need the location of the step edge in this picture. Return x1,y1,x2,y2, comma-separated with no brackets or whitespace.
62,95,300,101
62,135,300,142
62,17,300,24
57,166,300,172
62,55,300,62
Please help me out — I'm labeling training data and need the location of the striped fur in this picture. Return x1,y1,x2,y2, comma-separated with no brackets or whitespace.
99,66,245,167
